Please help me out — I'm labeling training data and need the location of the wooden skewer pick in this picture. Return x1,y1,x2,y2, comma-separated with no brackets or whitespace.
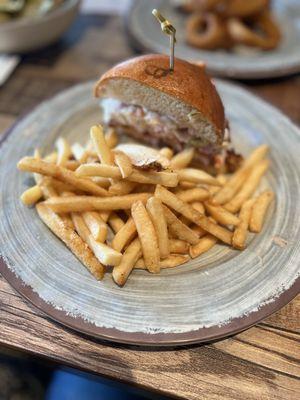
152,9,176,71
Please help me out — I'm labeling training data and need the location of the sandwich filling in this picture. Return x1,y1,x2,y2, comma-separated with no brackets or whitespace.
100,98,242,173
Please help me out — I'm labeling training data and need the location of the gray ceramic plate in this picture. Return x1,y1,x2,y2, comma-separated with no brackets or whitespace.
126,0,300,79
0,81,299,346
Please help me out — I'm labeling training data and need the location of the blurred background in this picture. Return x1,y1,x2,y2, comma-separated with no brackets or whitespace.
0,0,299,399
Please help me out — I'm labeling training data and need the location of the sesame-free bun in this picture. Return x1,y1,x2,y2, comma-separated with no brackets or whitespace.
94,54,225,146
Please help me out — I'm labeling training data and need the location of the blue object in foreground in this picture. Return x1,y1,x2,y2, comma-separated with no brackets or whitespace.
46,369,149,400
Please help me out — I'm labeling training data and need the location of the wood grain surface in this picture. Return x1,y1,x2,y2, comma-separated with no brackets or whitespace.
0,14,299,400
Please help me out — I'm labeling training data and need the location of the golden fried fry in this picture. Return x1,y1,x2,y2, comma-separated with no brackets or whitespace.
105,128,118,149
225,160,269,213
72,213,122,266
90,125,114,165
169,239,190,254
176,187,210,202
76,164,178,187
232,198,255,249
155,185,232,244
163,206,199,245
112,238,142,286
159,147,174,160
213,145,269,205
20,185,43,206
109,181,137,196
146,197,170,258
249,190,274,233
204,202,240,226
82,212,108,242
112,217,137,252
44,193,151,213
190,235,218,259
36,203,104,280
17,157,108,197
169,148,195,169
108,212,125,233
177,168,221,186
131,201,160,273
135,254,190,269
56,137,72,166
192,202,205,214
114,151,133,178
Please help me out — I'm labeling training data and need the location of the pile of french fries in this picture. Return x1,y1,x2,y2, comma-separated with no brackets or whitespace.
17,125,274,286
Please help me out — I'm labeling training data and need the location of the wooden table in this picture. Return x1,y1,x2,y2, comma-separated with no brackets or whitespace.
0,14,299,400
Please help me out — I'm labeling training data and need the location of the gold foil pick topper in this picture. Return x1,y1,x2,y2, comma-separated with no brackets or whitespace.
152,9,176,71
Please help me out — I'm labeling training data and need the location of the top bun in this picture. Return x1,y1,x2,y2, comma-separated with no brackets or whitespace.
94,54,225,146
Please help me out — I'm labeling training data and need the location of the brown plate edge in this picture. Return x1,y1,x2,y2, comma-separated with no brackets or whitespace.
1,257,299,347
124,0,300,80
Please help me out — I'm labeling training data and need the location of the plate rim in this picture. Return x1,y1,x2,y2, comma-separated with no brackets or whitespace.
0,80,299,346
125,0,300,80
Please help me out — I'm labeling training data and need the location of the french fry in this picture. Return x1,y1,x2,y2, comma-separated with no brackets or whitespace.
163,206,199,245
39,177,58,199
72,213,122,266
112,238,142,286
64,160,80,171
217,175,227,185
44,152,58,163
108,212,125,233
176,188,210,202
49,179,80,194
109,181,137,196
105,128,118,149
91,177,111,188
207,186,221,196
56,137,72,166
135,254,190,270
20,185,43,206
82,212,108,242
71,143,89,164
225,160,269,213
90,125,115,165
36,203,104,280
114,151,133,178
213,145,269,205
192,202,205,214
204,202,240,226
169,148,195,169
155,186,232,244
17,157,108,197
44,193,151,213
112,217,137,252
76,164,178,187
159,147,174,160
146,197,169,258
98,211,110,222
131,201,160,273
177,168,221,186
190,235,218,259
249,190,274,233
232,198,255,249
190,225,206,238
178,181,196,189
169,239,189,254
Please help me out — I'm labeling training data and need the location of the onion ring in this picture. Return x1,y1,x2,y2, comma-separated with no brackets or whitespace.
227,11,281,50
186,12,232,49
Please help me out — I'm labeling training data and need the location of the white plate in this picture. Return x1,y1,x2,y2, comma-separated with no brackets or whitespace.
0,81,299,346
126,0,300,79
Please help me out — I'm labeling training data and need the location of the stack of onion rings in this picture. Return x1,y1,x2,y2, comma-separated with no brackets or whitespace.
182,0,281,51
